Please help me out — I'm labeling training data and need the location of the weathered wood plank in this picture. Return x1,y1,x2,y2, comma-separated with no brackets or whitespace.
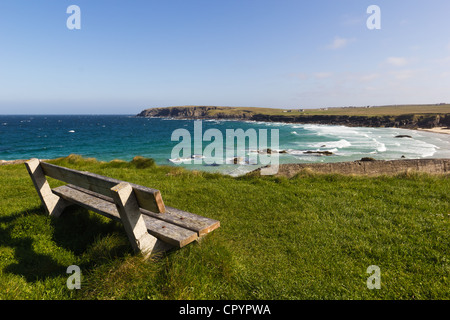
40,161,166,213
52,185,197,248
24,159,68,217
65,184,219,237
53,185,120,220
142,206,220,237
110,182,162,257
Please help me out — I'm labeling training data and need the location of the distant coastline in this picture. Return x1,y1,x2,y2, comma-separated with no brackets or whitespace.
137,105,450,134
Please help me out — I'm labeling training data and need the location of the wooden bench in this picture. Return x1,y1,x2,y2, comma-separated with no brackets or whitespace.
25,159,220,258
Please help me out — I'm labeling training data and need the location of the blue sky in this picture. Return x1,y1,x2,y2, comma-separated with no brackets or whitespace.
0,0,449,114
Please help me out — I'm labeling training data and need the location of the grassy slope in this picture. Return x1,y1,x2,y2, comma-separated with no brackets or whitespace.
0,155,449,300
178,104,450,117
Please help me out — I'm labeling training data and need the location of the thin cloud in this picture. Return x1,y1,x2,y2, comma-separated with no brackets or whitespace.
385,57,410,67
327,36,355,50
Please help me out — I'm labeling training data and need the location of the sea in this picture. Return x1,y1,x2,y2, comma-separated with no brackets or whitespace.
1,115,449,176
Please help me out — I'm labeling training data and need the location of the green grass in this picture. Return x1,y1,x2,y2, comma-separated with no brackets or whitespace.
278,104,450,116
172,104,450,117
0,155,449,300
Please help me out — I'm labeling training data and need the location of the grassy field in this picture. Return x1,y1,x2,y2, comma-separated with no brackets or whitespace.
0,155,449,300
186,104,450,117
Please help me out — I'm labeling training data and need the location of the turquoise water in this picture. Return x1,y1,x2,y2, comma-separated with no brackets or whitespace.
1,115,449,176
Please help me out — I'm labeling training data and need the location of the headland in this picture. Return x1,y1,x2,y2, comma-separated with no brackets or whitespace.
137,104,450,133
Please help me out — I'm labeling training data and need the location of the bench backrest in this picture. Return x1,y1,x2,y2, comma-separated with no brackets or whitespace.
40,161,166,213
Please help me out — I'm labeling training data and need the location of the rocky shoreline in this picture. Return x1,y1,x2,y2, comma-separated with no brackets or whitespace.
137,106,450,130
251,158,450,178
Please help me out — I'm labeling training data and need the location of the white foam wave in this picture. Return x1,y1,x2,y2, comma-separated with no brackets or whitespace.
168,157,192,164
302,124,359,136
286,149,304,156
310,139,351,149
372,139,386,152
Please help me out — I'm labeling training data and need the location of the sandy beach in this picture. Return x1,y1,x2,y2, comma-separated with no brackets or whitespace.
417,127,450,135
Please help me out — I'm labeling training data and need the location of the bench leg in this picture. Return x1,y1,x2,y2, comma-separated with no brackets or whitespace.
111,182,168,258
25,158,68,217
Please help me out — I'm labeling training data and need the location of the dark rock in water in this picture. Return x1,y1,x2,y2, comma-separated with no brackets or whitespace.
304,150,334,156
205,163,220,167
360,157,376,161
395,135,412,138
401,155,406,158
258,148,287,154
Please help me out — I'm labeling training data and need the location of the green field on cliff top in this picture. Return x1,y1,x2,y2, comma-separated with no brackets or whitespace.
158,104,450,117
0,155,448,300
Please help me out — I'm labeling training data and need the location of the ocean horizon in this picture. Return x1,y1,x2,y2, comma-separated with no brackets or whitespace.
1,114,449,176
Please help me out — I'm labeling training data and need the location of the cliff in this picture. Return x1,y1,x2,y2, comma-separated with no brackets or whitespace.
138,106,220,118
249,113,449,129
137,106,450,129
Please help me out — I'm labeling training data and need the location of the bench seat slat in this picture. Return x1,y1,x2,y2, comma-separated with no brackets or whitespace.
143,207,220,237
67,184,220,237
52,185,198,248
